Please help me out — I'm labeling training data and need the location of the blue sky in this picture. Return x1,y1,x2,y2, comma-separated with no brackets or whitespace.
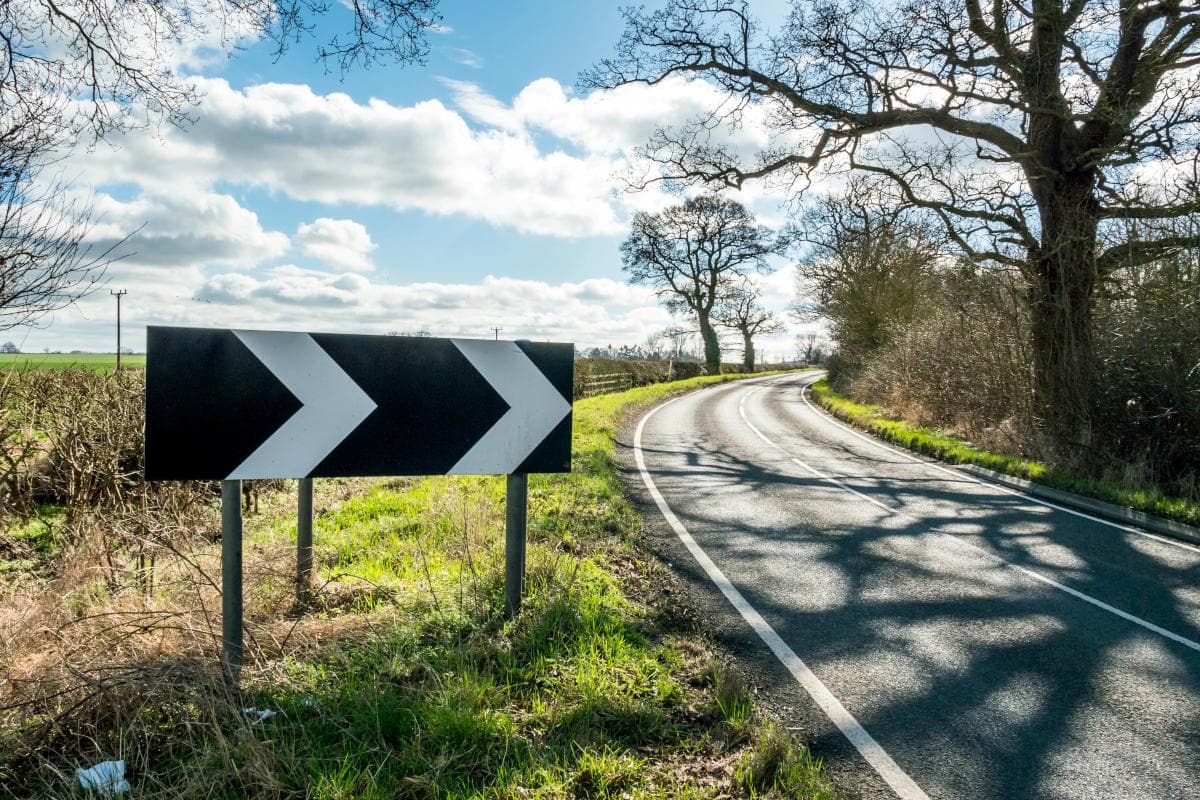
17,1,809,360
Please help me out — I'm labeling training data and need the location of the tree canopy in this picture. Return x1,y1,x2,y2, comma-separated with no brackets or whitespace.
587,0,1200,461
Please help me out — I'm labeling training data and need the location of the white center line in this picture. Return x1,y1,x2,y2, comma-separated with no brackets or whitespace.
634,389,932,800
738,385,1200,654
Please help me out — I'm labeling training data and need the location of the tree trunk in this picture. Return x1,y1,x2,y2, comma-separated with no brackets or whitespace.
741,329,755,372
1029,173,1100,464
698,313,722,374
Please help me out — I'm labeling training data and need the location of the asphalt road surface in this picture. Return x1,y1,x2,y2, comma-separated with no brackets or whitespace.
625,371,1200,800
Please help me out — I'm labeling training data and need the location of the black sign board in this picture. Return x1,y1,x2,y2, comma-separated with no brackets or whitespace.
145,326,573,480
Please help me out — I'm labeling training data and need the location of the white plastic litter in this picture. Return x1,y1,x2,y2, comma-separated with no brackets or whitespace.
242,707,277,724
75,760,130,796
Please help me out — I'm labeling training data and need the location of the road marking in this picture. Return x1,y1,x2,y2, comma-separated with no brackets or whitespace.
634,390,932,800
796,380,1200,556
738,387,1200,655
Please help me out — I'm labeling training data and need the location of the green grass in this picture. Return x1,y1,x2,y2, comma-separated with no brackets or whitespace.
7,369,838,799
0,353,144,370
810,378,1200,528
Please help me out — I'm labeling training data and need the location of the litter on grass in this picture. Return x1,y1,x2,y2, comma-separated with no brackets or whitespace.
76,760,130,796
242,707,277,724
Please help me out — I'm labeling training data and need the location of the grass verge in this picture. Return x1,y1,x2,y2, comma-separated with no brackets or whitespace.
2,370,840,799
810,377,1200,528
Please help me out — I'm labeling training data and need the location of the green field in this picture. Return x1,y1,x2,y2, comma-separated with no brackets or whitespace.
0,352,144,370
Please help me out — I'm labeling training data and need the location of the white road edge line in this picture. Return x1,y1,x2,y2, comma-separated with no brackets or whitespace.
634,390,932,800
797,378,1200,556
738,386,1200,654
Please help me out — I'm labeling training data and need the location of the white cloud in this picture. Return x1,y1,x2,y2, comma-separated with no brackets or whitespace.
64,76,799,239
23,260,803,359
444,47,484,68
67,79,627,237
86,189,289,269
295,218,376,271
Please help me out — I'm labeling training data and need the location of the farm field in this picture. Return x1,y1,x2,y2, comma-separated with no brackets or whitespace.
0,353,144,370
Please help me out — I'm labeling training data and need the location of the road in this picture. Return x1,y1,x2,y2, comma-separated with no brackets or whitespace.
624,371,1200,800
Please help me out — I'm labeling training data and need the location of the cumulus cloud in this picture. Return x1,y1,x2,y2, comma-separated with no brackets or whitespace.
85,189,289,269
459,76,773,157
29,75,804,356
76,268,666,350
63,76,795,238
295,218,376,271
65,79,626,237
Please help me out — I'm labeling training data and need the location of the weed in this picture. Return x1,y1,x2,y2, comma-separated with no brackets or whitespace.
734,722,840,800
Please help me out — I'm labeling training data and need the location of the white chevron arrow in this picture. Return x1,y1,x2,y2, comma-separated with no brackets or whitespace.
227,330,377,479
449,340,572,475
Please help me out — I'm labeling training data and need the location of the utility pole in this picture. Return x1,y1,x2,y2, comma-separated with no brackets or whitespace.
491,327,502,341
110,289,127,369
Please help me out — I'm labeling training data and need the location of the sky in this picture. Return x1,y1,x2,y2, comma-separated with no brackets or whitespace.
13,0,816,360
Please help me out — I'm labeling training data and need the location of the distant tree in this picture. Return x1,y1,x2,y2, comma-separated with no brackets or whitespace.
588,0,1200,459
794,184,944,377
716,278,783,372
795,332,826,365
615,344,649,360
0,341,18,353
621,195,782,374
656,325,702,361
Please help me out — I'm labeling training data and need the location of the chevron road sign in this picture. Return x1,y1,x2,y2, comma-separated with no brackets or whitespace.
147,325,573,681
144,326,574,481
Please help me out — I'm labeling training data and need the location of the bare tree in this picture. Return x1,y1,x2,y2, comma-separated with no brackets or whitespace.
1,0,442,149
587,0,1200,461
795,181,945,376
657,325,701,361
0,0,441,328
716,277,783,372
0,150,127,331
795,332,826,365
621,195,781,374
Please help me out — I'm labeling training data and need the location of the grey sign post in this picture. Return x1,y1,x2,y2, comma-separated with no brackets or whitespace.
297,478,314,602
220,480,243,682
145,326,573,682
505,474,528,618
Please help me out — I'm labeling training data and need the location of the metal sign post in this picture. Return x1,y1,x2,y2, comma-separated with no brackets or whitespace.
504,474,528,618
297,478,313,602
221,480,243,683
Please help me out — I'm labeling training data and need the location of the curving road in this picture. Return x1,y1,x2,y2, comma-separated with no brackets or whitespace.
624,371,1200,800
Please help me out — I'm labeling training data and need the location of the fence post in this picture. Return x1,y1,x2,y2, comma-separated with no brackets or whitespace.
221,480,243,684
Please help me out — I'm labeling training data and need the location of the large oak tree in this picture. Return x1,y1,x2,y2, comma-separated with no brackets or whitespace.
586,0,1200,462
